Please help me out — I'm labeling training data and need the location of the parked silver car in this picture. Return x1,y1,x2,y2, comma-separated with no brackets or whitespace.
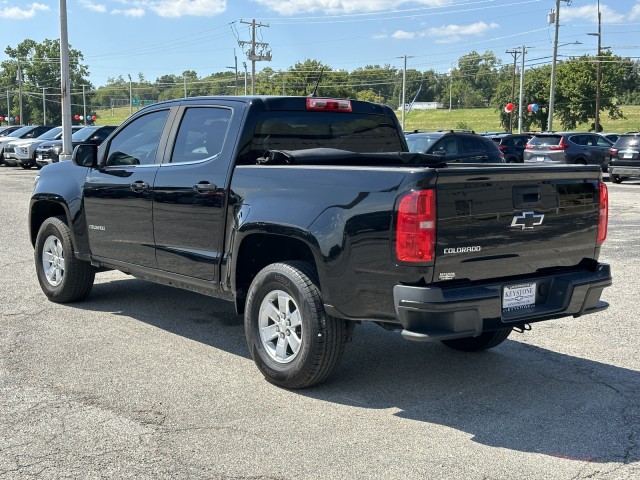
523,132,613,171
608,133,640,183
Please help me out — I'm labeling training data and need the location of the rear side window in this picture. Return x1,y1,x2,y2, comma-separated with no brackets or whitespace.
249,111,404,158
529,135,561,146
461,136,483,153
614,135,640,149
170,107,232,164
405,134,440,153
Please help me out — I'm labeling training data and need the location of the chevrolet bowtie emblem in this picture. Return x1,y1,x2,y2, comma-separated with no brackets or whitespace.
511,211,544,229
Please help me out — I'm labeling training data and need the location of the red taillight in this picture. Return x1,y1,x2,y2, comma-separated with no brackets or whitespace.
549,137,569,150
525,144,533,149
597,182,608,243
396,189,436,263
498,145,507,151
609,148,618,156
306,98,352,112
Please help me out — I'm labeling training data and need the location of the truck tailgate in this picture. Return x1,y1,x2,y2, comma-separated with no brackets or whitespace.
433,166,603,283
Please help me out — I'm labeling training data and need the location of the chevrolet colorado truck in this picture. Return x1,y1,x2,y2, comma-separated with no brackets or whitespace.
29,96,612,388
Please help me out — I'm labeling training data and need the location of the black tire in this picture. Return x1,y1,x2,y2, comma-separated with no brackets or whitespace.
20,163,31,169
34,216,95,303
244,261,348,389
610,174,623,184
441,328,512,352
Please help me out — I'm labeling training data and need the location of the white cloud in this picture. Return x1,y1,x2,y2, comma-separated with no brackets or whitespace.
79,0,107,14
110,0,226,18
562,4,625,24
253,0,451,16
144,0,226,18
391,30,416,40
111,7,145,17
0,2,48,20
628,3,640,21
426,21,498,43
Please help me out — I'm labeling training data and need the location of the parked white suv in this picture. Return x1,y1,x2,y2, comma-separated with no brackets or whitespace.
3,126,81,169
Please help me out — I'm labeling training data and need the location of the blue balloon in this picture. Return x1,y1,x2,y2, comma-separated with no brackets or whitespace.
531,103,539,112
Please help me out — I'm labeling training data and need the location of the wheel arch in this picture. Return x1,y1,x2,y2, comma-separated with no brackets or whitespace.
232,231,318,315
29,199,72,248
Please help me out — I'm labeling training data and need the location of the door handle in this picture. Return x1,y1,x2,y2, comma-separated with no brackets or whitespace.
130,180,149,192
193,182,218,195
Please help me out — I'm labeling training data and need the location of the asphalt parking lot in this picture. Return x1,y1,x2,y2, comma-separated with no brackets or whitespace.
1,165,638,479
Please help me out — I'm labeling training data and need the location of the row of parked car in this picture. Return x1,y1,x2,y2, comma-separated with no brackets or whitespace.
0,124,117,169
404,129,640,182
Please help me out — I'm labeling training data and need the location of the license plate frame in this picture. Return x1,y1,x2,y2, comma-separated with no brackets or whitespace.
502,282,536,312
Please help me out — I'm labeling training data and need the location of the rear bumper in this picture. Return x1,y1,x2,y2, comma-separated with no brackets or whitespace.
610,166,640,176
393,263,612,342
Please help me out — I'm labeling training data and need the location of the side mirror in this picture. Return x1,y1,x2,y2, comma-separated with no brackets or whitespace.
72,143,98,168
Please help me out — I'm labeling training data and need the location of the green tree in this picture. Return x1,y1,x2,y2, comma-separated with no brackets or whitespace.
1,38,90,124
554,52,626,130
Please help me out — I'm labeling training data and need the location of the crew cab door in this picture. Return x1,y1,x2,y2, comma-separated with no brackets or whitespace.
83,108,173,268
152,103,239,282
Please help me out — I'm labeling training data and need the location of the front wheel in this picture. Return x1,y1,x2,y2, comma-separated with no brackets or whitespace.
245,261,348,389
610,174,623,184
34,216,95,303
441,328,512,352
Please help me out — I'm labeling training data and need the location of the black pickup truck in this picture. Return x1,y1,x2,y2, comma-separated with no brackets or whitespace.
30,96,612,388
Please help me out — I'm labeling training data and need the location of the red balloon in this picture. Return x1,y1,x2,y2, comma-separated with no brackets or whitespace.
74,115,79,120
527,104,533,112
505,102,515,113
92,115,97,121
0,117,3,121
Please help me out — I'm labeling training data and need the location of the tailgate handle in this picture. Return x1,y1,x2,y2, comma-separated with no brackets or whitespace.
513,185,540,208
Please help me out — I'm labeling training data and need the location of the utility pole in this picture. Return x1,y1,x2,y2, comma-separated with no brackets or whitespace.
518,46,527,133
547,0,571,132
506,49,520,133
42,88,46,124
6,91,10,123
183,75,187,97
238,19,272,95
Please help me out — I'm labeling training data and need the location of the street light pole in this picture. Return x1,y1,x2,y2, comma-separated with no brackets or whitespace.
128,74,132,116
518,45,526,134
448,68,453,112
590,0,602,132
242,62,248,95
59,0,73,159
547,0,570,132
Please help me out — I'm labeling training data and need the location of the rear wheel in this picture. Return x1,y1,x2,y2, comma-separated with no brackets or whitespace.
244,261,348,389
34,216,95,303
441,328,512,352
610,173,623,184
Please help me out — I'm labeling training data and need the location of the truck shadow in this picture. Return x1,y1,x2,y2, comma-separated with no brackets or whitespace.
77,276,638,465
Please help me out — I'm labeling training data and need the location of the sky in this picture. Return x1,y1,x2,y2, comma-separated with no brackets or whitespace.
1,0,640,88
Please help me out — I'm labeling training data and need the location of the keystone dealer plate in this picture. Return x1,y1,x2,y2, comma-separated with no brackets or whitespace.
502,282,536,311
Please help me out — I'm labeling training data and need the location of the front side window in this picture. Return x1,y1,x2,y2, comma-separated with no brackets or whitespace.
170,107,232,164
104,110,169,166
